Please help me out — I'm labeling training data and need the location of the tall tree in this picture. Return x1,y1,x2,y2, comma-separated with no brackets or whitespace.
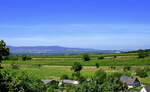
0,40,9,68
71,62,82,79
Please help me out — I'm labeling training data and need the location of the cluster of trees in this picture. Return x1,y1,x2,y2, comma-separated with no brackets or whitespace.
0,69,46,92
58,62,128,92
64,70,128,92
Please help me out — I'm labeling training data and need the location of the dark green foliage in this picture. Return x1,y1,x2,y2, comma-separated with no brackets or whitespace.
97,56,104,60
71,62,82,79
0,69,46,92
136,69,148,78
123,66,131,71
65,71,128,92
110,66,116,69
21,54,27,61
60,74,69,80
71,62,82,72
95,63,100,68
114,55,117,58
38,64,42,68
46,80,59,92
94,70,107,83
111,72,123,78
21,54,32,61
83,54,90,61
0,40,9,68
138,50,147,58
72,71,81,79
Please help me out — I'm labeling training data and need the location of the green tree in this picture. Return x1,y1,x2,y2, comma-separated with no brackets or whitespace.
66,71,128,92
114,55,117,58
71,62,82,79
71,62,82,72
0,40,9,68
21,54,28,61
21,54,31,61
72,71,81,79
95,63,100,68
60,74,69,80
83,54,90,61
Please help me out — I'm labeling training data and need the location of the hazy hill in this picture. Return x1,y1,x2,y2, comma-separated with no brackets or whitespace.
8,46,121,56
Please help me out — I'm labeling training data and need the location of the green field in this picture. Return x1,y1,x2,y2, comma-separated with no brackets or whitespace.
3,65,150,85
2,53,150,85
2,56,150,66
30,52,139,58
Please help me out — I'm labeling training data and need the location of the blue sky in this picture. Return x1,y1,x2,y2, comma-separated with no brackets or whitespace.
0,0,150,50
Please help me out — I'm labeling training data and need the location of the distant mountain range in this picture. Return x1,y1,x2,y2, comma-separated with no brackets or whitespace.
8,46,122,56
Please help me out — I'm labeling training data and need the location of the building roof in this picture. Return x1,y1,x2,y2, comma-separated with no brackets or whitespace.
144,86,150,92
61,79,79,84
120,76,139,85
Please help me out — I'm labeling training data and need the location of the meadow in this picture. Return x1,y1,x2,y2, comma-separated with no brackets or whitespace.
2,53,150,85
2,56,150,66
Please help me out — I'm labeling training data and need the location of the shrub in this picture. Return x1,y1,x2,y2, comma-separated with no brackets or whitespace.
20,54,32,61
46,80,59,92
83,54,90,61
138,50,147,58
71,62,82,72
60,74,69,80
37,64,42,68
95,63,100,68
72,71,81,79
110,66,116,70
135,69,148,78
94,69,107,83
97,56,104,60
114,55,117,58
